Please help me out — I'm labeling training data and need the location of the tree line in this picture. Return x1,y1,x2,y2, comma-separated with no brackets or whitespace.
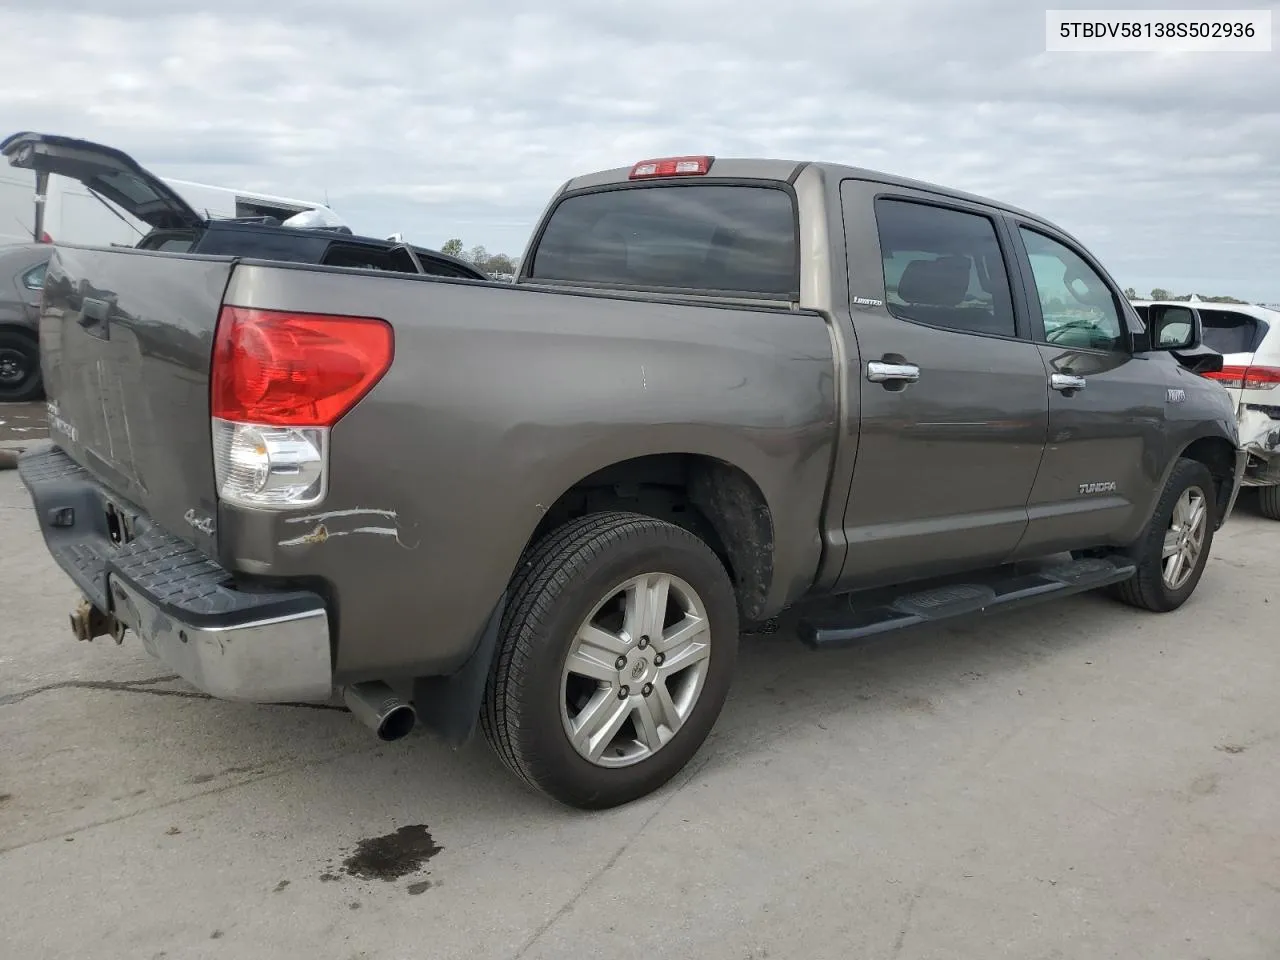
440,239,519,277
1123,287,1249,304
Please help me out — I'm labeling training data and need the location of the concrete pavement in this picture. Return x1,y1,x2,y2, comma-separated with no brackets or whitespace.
0,399,45,448
1,467,1277,960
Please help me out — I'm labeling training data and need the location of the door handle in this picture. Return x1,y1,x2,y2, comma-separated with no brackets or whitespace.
867,361,920,383
1050,373,1086,393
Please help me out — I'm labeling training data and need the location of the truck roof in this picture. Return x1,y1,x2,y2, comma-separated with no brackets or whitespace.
562,158,1054,228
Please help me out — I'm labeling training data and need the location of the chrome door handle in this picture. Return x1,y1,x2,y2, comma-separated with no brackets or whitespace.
1050,373,1086,393
867,361,920,383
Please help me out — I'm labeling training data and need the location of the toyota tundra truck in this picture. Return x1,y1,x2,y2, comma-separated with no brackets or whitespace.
16,151,1246,809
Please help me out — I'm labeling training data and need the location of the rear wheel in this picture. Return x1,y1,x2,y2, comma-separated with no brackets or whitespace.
481,511,739,809
0,330,42,403
1258,484,1280,521
1110,458,1216,612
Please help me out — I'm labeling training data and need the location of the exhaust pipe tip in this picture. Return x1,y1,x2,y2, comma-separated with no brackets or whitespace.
373,703,417,742
342,681,417,742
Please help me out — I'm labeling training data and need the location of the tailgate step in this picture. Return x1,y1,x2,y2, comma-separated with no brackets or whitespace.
18,445,322,628
797,555,1136,649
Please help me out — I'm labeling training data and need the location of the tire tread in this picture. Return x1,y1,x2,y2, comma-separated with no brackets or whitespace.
1258,484,1280,521
480,511,732,800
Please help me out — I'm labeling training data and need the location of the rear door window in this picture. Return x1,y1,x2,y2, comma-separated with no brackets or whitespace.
194,225,329,263
321,242,417,274
20,261,48,291
873,198,1018,338
530,184,798,298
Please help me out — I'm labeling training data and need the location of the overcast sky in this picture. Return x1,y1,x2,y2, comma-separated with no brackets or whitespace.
2,0,1277,300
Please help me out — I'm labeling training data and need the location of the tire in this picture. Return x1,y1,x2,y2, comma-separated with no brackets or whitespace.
0,329,42,403
1259,485,1280,521
481,511,739,809
1110,458,1217,612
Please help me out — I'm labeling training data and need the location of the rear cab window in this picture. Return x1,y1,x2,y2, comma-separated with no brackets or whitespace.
528,184,799,299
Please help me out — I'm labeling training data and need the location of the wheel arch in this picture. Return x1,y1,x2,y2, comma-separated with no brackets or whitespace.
0,319,40,339
526,452,777,623
413,450,777,751
1176,434,1240,526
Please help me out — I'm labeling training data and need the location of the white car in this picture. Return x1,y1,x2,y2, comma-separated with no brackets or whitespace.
1132,299,1280,519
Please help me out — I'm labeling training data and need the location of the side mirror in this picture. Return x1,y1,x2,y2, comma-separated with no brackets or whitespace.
1140,303,1225,375
1149,305,1201,351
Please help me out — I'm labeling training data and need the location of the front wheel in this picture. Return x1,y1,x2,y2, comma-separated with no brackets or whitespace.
481,512,739,809
1110,458,1217,612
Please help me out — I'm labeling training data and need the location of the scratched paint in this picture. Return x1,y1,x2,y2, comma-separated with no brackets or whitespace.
283,507,399,524
277,508,415,548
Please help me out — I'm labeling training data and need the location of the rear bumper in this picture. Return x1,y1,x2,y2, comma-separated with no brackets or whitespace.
1238,404,1280,486
18,444,333,702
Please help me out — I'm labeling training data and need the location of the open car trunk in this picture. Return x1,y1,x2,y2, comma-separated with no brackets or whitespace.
2,131,206,232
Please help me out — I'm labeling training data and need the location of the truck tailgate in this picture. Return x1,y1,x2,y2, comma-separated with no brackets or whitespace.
39,245,232,554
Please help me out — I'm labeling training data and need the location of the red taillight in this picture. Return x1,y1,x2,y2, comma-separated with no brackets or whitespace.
211,306,393,426
39,231,52,243
628,156,713,179
1203,365,1249,388
1203,364,1280,391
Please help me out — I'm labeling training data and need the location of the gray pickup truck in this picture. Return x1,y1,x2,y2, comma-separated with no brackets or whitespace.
18,154,1246,809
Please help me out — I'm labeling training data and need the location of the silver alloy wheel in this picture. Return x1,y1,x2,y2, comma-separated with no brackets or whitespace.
560,572,712,768
1162,485,1207,590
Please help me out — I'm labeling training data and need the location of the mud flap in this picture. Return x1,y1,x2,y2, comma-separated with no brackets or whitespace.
412,591,509,748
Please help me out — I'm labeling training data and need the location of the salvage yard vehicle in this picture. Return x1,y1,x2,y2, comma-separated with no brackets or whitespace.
0,132,484,279
0,242,52,401
1132,299,1280,519
17,151,1247,809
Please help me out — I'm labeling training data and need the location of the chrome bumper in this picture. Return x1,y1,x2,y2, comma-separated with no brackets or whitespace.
17,445,334,705
107,576,333,703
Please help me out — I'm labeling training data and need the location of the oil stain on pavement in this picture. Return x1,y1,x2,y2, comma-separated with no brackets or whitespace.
335,824,443,884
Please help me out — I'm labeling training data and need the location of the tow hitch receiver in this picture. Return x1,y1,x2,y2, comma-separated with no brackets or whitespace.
70,598,125,644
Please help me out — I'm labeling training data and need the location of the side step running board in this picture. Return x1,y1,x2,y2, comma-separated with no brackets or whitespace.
797,556,1137,649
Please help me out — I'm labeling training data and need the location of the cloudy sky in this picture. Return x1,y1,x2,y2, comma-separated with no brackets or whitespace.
3,0,1278,300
